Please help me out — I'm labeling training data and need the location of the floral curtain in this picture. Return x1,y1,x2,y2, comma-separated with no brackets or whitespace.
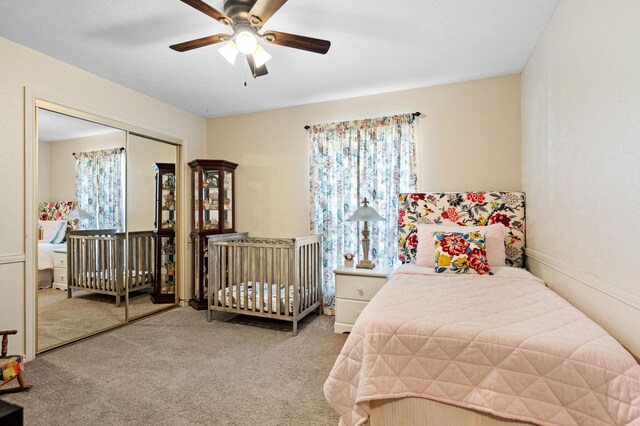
309,114,417,314
75,148,124,230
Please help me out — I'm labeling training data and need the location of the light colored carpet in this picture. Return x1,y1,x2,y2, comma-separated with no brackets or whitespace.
38,288,173,351
5,307,347,425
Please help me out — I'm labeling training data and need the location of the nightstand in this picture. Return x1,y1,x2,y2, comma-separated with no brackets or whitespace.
52,248,67,291
334,266,389,333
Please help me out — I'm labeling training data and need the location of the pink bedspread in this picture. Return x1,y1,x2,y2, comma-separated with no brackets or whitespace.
324,267,640,426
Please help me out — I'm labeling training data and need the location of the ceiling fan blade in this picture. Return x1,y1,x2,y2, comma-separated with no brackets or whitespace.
247,54,268,78
248,0,288,27
179,0,232,25
262,31,330,54
170,34,229,52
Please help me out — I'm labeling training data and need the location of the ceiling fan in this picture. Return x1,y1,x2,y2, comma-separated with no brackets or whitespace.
170,0,331,78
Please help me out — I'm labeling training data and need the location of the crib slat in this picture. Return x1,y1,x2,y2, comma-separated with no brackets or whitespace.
107,237,112,290
137,236,142,286
243,246,248,312
267,246,272,315
314,242,318,305
254,247,259,313
308,244,312,309
283,248,289,316
252,246,257,312
100,238,105,290
95,237,100,291
221,245,227,307
275,248,281,317
307,244,311,310
291,247,298,317
85,238,90,289
308,243,313,306
83,238,88,289
101,238,106,291
127,236,132,297
91,238,97,289
94,238,99,290
107,238,113,291
132,236,137,289
302,244,306,311
233,247,242,309
134,236,140,289
308,243,312,307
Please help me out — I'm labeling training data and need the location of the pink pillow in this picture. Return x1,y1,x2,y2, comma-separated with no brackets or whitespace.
416,223,506,267
39,220,65,243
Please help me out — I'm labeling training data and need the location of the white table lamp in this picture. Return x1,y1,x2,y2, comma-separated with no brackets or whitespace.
347,197,384,269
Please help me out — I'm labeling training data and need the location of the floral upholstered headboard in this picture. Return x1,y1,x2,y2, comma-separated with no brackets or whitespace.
39,201,80,231
397,192,526,267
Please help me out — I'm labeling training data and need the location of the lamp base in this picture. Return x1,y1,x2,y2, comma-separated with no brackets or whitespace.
356,259,375,269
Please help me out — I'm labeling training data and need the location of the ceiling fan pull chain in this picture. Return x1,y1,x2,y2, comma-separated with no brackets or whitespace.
243,57,248,87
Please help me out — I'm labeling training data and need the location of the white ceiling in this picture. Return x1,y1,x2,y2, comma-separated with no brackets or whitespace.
38,109,122,143
0,0,558,118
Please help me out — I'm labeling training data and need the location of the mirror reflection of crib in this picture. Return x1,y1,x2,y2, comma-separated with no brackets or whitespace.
66,230,155,307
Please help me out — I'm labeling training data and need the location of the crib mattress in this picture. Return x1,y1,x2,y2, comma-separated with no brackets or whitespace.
217,282,295,314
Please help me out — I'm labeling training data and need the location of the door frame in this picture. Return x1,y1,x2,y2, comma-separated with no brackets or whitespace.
25,88,183,359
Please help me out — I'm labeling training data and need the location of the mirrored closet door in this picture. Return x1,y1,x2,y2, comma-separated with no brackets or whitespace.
36,107,181,353
126,134,179,319
37,109,127,351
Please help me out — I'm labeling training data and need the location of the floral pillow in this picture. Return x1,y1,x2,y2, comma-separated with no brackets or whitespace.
434,231,492,275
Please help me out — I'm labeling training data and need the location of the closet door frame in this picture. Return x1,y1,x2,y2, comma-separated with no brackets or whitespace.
25,90,183,359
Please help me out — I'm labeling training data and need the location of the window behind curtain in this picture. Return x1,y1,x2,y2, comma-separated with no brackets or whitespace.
309,114,417,314
75,148,125,230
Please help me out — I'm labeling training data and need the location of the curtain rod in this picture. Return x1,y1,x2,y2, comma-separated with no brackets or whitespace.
303,112,423,131
72,147,125,158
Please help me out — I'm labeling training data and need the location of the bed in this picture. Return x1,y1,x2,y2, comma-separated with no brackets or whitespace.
324,192,640,426
37,201,79,289
207,235,323,336
66,230,155,307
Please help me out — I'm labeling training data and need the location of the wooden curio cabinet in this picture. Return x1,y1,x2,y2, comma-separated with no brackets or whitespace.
152,163,177,304
188,159,238,310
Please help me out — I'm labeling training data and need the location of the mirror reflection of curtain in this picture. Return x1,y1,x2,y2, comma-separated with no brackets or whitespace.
75,148,124,230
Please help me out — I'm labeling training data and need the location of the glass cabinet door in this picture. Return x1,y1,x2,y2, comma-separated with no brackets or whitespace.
159,235,176,295
223,170,233,231
193,168,200,231
202,169,220,231
161,171,175,230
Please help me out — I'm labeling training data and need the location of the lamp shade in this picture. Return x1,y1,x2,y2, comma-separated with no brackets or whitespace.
219,40,239,65
347,205,384,222
66,208,92,221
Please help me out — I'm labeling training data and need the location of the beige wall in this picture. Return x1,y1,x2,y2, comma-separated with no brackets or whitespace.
0,36,207,357
128,135,177,232
44,131,125,202
207,74,521,238
521,0,640,355
37,141,50,203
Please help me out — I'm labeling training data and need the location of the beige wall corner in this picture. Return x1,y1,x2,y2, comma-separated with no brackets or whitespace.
521,0,640,355
207,74,521,238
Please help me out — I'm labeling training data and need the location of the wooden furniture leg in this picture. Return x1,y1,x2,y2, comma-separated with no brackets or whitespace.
0,330,32,394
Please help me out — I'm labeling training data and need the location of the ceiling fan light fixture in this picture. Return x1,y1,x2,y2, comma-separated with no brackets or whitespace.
235,30,258,55
253,44,272,68
218,40,239,65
